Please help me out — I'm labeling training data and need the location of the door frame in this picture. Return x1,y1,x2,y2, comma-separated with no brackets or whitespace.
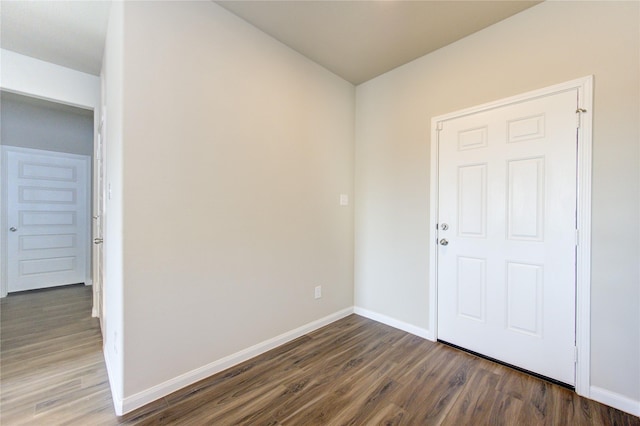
1,146,92,296
428,76,593,397
92,111,106,322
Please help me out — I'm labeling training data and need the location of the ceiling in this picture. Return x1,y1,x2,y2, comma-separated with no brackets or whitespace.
0,0,540,85
0,1,111,76
216,1,540,84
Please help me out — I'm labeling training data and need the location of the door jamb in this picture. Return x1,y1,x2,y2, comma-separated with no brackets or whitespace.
428,76,593,397
92,111,106,322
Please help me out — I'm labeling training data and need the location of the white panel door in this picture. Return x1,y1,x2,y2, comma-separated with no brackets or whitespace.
437,90,577,385
6,148,89,292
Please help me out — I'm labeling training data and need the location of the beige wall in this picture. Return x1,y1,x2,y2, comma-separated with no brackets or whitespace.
118,1,355,397
355,0,639,403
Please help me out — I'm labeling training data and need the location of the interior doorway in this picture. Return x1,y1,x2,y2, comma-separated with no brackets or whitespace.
1,92,98,312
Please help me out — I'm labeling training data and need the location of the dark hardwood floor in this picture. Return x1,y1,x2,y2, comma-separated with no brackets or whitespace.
1,285,638,425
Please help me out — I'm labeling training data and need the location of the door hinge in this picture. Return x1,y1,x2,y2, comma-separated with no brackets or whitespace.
576,108,587,128
437,121,444,132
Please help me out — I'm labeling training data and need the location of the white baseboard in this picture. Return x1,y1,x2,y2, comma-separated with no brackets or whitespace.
590,386,640,417
103,346,124,416
120,307,354,415
353,306,433,341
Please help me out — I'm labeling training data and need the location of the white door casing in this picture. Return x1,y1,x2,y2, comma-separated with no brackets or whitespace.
429,77,593,395
92,113,105,320
4,147,90,293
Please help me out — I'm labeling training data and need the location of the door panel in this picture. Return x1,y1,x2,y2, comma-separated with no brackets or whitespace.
507,157,544,240
437,90,577,386
6,148,89,292
456,256,486,322
506,262,542,336
458,164,487,238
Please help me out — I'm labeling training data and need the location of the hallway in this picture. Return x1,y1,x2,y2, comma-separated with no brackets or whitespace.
0,284,116,424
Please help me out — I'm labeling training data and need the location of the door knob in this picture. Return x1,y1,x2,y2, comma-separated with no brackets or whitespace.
439,238,449,246
440,223,449,231
9,227,17,232
94,238,104,244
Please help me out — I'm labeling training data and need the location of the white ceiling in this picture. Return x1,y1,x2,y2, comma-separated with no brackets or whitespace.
1,0,111,76
0,0,540,84
216,1,540,84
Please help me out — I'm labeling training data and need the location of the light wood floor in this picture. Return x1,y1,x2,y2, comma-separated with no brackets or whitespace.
1,285,638,425
1,284,115,424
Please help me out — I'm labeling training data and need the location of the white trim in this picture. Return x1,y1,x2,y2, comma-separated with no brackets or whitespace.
590,386,640,417
103,346,124,416
120,307,354,415
1,148,8,298
574,76,593,397
428,76,593,395
0,49,100,110
354,306,433,340
0,146,92,297
430,77,591,122
428,117,440,345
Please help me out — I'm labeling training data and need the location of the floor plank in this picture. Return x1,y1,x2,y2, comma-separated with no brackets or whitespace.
2,285,638,425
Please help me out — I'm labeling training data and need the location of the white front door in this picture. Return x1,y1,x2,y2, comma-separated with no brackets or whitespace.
6,147,90,293
436,89,577,385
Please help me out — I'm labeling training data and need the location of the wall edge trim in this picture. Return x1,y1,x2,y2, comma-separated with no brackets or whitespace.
354,306,434,341
103,346,124,416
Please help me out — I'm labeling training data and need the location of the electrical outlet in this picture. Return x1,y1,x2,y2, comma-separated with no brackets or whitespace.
314,285,322,299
